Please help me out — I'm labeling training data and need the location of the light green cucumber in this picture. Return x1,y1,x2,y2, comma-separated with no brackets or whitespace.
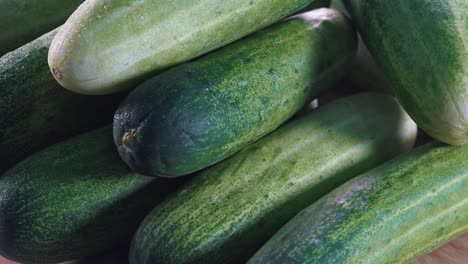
346,0,468,145
0,29,125,173
0,0,84,56
48,0,327,94
0,127,186,264
129,93,417,264
249,142,468,263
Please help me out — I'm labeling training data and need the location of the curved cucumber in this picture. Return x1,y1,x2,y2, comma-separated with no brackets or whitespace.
48,0,327,94
0,29,124,173
113,8,357,177
249,143,468,264
345,0,468,145
0,0,83,56
0,127,185,264
129,93,417,264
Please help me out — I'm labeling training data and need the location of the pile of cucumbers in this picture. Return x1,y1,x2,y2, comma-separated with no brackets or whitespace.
0,0,466,263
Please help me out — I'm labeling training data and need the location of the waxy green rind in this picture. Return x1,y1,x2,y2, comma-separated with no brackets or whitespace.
0,0,83,56
113,8,357,177
48,0,328,94
346,0,468,145
129,93,417,264
0,127,185,264
248,143,468,264
0,29,125,173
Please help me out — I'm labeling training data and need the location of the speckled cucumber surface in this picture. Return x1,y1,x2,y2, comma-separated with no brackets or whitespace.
0,127,186,264
345,0,468,145
113,8,357,177
0,29,125,173
48,0,326,94
0,0,84,56
249,142,468,264
129,93,417,264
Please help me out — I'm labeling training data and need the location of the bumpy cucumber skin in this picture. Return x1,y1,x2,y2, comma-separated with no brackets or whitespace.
346,0,468,145
113,9,357,177
249,143,468,264
0,127,185,264
129,93,417,264
48,0,327,94
0,29,125,173
0,0,83,56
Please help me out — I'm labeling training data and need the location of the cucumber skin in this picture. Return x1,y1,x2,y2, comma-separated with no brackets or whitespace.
0,29,125,173
249,143,468,264
48,0,327,94
0,0,83,56
346,0,468,145
0,127,185,264
113,9,357,177
129,93,417,264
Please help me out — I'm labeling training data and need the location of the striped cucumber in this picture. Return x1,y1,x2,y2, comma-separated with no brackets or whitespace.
249,143,468,264
113,8,357,177
0,28,124,173
0,127,185,264
345,0,468,145
0,0,84,56
48,0,327,94
129,93,417,264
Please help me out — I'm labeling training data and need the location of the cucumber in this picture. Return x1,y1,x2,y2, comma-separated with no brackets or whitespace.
129,93,417,264
0,0,84,56
0,127,185,264
345,0,468,145
113,8,357,177
0,29,125,173
48,0,329,94
249,142,468,264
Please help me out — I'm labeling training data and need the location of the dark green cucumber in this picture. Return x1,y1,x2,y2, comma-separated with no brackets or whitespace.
346,0,468,145
129,93,417,264
0,29,125,173
0,127,185,264
0,0,84,56
113,8,357,177
249,143,468,264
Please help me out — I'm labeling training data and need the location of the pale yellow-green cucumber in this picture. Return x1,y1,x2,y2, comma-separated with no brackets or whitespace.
48,0,327,94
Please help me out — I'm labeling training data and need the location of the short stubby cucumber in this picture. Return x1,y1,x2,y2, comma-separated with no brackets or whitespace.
129,93,417,264
249,143,468,264
113,8,357,177
48,0,329,94
346,0,468,145
0,127,186,264
0,0,84,56
0,28,125,173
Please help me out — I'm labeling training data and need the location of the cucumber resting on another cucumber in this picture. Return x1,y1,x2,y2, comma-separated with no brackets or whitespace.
113,8,357,177
48,0,331,94
345,0,468,145
129,93,417,264
249,142,468,264
0,28,125,173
